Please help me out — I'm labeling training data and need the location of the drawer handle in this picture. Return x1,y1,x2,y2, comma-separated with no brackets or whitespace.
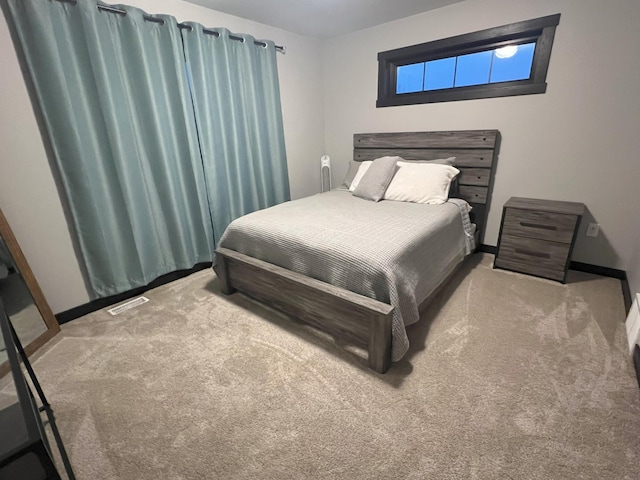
515,248,551,259
520,222,557,231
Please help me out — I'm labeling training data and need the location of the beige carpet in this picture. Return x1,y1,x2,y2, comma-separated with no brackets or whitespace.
4,253,640,479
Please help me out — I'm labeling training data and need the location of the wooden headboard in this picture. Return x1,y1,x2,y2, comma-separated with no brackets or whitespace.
353,130,500,244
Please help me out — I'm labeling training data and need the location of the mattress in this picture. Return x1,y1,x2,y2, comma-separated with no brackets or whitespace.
216,190,474,361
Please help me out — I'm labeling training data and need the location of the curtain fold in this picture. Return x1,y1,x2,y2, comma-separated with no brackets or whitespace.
181,25,291,244
3,0,216,297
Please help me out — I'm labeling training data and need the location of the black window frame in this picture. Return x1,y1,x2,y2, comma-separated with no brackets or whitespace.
377,14,561,107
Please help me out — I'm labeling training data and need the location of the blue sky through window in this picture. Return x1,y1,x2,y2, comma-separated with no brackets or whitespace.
396,42,536,95
490,42,536,83
454,50,493,87
424,57,456,91
396,63,425,94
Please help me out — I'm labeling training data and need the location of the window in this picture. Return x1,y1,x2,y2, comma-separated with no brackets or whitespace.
377,14,560,107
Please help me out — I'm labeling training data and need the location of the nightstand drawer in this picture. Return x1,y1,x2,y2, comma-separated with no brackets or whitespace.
503,208,578,244
494,256,565,282
495,234,570,281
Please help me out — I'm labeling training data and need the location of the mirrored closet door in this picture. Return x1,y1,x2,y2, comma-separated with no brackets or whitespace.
0,208,60,377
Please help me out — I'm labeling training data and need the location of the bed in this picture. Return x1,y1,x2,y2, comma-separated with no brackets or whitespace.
214,130,500,373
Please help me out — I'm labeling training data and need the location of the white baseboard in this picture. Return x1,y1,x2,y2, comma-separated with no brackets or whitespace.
626,293,640,353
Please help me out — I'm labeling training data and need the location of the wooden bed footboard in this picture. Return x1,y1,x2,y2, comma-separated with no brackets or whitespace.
215,247,394,373
213,130,500,373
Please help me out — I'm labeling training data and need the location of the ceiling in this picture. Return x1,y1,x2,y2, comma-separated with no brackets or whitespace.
183,0,464,38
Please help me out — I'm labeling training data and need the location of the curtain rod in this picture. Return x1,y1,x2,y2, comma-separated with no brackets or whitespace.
178,23,287,53
178,24,285,53
56,1,286,53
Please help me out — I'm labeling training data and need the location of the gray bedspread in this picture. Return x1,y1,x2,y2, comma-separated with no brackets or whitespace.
217,190,474,361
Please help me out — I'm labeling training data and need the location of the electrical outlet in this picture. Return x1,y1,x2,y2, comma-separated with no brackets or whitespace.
586,223,599,237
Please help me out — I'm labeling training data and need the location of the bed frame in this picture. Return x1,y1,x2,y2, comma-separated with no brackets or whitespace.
216,130,500,373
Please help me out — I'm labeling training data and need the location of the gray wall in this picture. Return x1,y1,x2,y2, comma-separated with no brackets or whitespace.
322,0,640,286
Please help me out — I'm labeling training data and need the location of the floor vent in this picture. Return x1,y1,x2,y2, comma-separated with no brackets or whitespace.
107,296,149,316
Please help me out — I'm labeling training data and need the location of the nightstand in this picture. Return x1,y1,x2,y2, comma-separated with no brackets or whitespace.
494,197,585,283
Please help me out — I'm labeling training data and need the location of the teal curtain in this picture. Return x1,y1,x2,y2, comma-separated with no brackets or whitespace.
181,25,290,244
3,0,216,297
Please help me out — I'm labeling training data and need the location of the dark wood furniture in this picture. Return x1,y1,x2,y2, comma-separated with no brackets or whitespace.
353,130,500,244
216,130,501,373
494,197,585,282
0,299,75,479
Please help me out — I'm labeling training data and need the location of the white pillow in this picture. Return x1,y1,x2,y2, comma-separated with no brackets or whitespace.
348,161,372,191
383,162,460,204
